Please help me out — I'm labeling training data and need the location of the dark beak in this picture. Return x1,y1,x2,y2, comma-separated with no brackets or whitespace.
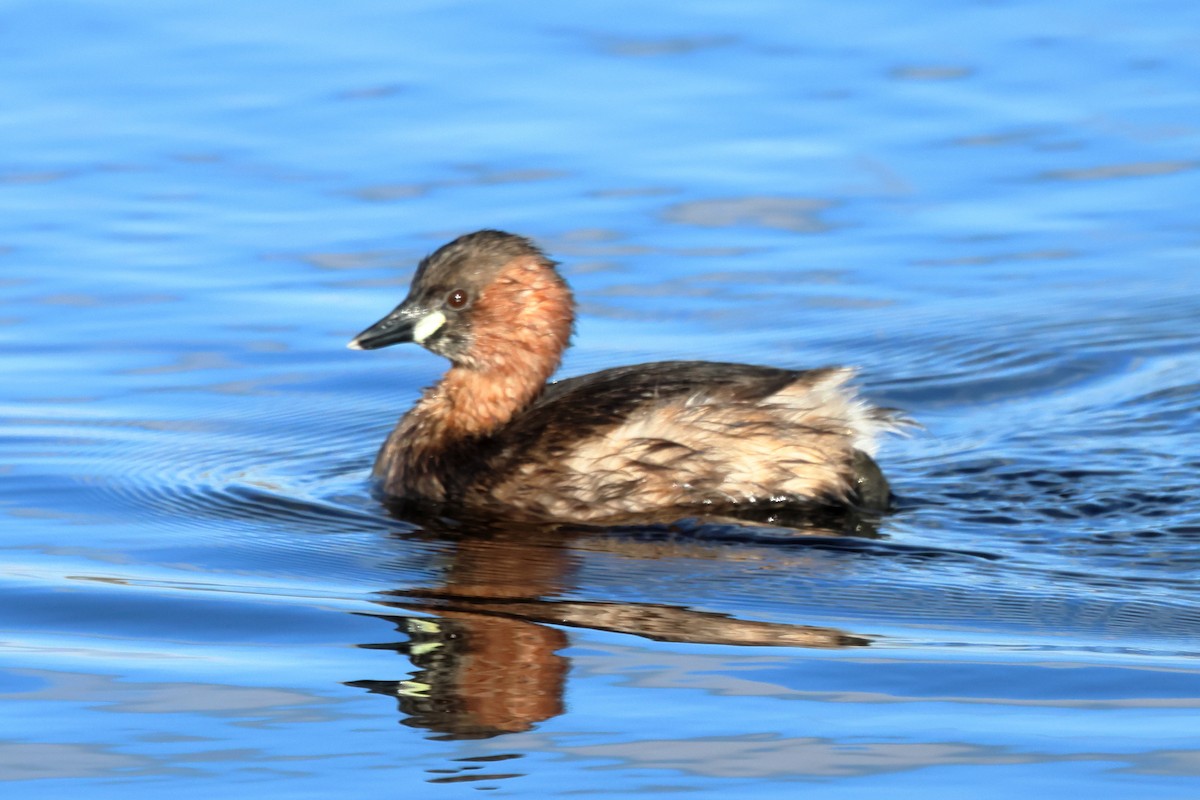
347,302,423,350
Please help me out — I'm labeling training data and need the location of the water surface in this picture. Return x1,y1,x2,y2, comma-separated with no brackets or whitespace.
2,1,1200,797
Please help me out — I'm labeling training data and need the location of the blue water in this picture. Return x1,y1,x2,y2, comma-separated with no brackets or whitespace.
3,0,1200,796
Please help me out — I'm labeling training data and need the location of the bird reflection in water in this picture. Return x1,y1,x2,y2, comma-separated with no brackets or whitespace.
347,508,879,740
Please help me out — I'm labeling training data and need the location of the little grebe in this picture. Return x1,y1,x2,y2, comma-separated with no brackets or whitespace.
349,230,903,522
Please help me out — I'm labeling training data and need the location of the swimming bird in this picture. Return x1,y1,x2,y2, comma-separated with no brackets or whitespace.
349,230,902,522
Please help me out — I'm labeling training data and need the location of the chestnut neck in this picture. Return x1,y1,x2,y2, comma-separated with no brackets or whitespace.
409,255,574,443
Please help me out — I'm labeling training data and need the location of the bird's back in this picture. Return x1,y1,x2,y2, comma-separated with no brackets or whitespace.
463,361,900,521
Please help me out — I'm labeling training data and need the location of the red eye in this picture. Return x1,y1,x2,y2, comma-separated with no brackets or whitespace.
446,289,469,309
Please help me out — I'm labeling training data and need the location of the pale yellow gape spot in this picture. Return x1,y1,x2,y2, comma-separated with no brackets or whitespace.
412,311,447,344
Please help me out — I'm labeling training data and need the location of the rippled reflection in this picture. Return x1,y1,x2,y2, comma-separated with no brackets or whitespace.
349,517,872,740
